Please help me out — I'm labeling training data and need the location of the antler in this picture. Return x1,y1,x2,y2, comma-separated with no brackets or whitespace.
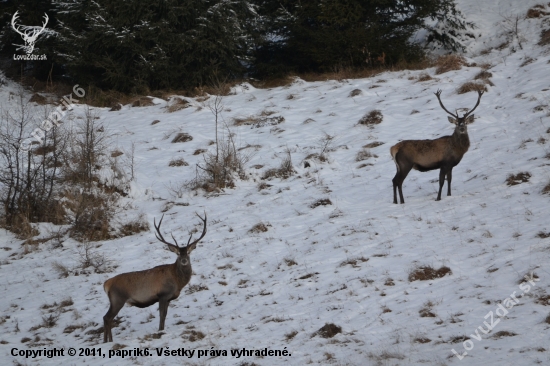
463,90,484,118
11,11,25,37
154,214,180,248
154,212,207,249
434,89,458,118
187,212,207,248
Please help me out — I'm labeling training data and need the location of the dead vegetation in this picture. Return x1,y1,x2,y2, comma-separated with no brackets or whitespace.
527,4,550,18
506,172,531,186
434,54,465,74
168,158,189,167
408,265,452,282
166,98,190,113
419,301,437,318
416,72,433,82
349,89,362,97
457,81,488,94
312,323,341,338
262,151,295,180
356,148,377,161
310,198,332,208
358,110,383,126
539,29,550,46
249,222,269,233
171,133,193,143
234,114,285,128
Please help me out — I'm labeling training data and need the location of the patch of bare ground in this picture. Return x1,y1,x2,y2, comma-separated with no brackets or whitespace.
234,114,285,128
132,97,156,107
506,172,531,186
363,141,384,148
434,54,465,74
312,323,341,338
492,331,517,339
413,337,431,343
408,265,452,281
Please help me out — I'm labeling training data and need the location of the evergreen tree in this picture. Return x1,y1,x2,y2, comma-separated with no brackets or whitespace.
54,0,256,92
253,0,472,77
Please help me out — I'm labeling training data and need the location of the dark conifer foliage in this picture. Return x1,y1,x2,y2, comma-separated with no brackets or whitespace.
0,0,470,92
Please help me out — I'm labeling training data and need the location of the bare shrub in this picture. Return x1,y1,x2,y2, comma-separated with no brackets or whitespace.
457,82,488,94
64,188,116,241
312,323,341,338
171,133,193,143
41,313,60,328
434,54,465,74
419,301,437,317
52,261,70,278
262,150,295,180
506,172,531,186
408,265,452,281
77,241,112,273
190,135,249,191
118,214,149,237
358,110,383,126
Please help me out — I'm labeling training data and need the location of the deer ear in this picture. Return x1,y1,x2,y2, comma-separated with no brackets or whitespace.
448,116,457,124
186,242,197,255
166,244,180,254
465,114,475,124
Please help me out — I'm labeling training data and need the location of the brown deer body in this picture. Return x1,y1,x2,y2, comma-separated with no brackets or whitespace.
103,213,207,343
390,90,483,204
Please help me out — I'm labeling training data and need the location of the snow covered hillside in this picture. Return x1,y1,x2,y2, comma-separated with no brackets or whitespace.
1,1,550,365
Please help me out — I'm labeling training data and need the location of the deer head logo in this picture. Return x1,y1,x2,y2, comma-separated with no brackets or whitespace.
11,11,49,54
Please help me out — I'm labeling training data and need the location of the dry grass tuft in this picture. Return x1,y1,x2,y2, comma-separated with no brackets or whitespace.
356,148,377,161
312,323,341,339
234,114,285,128
413,337,431,344
358,110,383,126
527,5,549,18
474,70,493,80
505,172,531,186
492,331,517,339
457,82,488,94
168,158,189,167
29,93,48,105
419,301,437,318
249,222,269,233
349,89,362,97
539,29,550,46
284,330,298,341
262,151,295,180
166,98,190,113
408,265,452,282
363,141,384,148
171,133,193,143
543,181,550,195
416,72,433,82
435,54,465,74
310,198,332,208
132,97,155,107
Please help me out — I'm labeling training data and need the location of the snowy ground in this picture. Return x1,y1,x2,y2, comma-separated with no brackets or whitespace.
1,1,550,365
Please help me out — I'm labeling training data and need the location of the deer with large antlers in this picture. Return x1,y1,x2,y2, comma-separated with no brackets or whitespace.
11,11,49,54
390,89,483,204
103,212,207,343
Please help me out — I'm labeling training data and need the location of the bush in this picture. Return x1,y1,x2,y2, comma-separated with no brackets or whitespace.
408,265,452,281
358,110,383,126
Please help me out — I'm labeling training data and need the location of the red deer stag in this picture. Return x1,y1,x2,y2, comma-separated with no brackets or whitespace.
390,89,483,204
103,212,207,343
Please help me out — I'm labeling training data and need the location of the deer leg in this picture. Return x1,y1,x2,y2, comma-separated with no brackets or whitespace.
436,168,447,201
392,156,410,204
158,298,169,331
447,169,452,196
103,297,125,343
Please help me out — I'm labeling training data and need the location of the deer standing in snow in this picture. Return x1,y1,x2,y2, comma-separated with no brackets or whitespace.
103,212,207,342
390,89,483,204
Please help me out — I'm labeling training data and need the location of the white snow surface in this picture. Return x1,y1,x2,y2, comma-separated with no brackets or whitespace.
1,1,550,365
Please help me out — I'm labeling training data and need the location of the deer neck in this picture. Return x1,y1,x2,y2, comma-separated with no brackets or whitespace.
173,261,192,288
451,130,470,153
